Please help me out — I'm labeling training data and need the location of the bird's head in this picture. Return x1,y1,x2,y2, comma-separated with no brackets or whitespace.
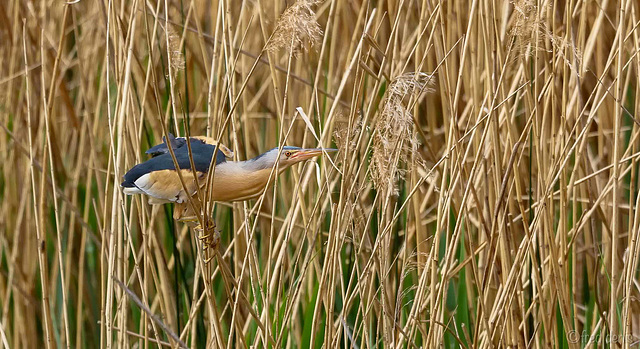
251,146,337,170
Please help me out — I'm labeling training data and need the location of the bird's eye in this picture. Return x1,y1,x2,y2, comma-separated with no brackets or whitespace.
284,151,292,157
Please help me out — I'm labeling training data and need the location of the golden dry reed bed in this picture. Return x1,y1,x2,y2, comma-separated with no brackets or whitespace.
1,0,640,347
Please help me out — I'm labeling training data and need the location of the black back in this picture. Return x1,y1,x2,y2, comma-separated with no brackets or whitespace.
121,140,227,188
145,133,186,156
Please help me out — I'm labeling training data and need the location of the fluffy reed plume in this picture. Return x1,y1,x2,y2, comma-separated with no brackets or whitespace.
511,0,541,43
266,0,322,53
511,0,582,74
545,30,583,74
371,72,434,195
165,26,185,74
333,114,362,156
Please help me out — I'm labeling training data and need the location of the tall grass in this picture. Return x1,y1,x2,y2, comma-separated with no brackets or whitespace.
1,0,640,347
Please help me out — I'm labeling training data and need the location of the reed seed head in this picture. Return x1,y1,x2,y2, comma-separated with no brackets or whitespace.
371,72,434,195
266,0,323,53
166,26,185,75
510,0,582,75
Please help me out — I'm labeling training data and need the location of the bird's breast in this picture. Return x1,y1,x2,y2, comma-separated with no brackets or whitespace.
210,166,275,202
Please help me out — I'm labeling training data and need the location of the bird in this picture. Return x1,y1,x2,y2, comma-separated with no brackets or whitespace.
121,133,336,251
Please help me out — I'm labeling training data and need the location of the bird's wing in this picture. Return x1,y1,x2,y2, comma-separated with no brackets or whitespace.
145,133,186,156
145,134,235,159
122,141,228,204
191,136,235,158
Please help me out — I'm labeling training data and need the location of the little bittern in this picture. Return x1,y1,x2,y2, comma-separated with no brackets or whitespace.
121,134,336,251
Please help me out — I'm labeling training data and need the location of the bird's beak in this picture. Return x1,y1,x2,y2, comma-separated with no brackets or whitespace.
292,148,338,161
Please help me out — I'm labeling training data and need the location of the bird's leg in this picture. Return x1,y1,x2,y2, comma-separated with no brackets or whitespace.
174,202,220,262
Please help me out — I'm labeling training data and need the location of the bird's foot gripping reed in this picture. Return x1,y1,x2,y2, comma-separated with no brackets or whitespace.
194,219,220,263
